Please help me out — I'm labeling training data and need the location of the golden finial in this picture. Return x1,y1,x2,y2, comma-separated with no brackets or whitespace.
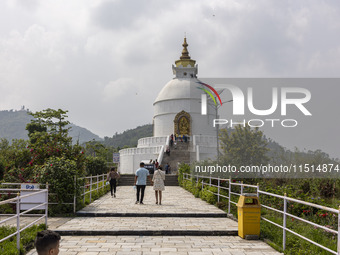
180,37,191,60
174,36,196,67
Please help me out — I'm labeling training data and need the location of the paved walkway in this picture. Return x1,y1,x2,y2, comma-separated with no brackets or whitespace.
27,236,280,255
77,186,225,214
25,186,281,255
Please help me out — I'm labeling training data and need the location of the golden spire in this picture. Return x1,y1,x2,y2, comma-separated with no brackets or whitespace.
175,37,196,67
180,37,191,60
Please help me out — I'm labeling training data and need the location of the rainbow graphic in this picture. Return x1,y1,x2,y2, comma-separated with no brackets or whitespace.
196,81,222,106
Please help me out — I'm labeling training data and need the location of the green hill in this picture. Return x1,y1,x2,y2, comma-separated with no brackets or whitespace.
0,109,102,144
0,110,32,141
103,124,153,148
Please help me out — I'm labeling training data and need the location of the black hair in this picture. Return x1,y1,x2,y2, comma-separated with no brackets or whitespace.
158,166,163,170
140,162,145,167
35,230,61,254
110,167,116,171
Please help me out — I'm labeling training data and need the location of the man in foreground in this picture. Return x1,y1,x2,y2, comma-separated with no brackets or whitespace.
35,230,60,255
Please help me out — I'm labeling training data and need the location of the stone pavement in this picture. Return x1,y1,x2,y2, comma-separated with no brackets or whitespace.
54,217,237,231
25,186,281,254
27,236,280,255
77,186,225,215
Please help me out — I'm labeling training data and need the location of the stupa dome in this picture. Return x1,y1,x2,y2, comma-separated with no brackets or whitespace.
154,78,202,103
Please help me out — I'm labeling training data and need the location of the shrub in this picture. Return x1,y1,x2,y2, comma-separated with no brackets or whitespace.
85,156,108,175
201,186,218,205
0,224,46,255
178,163,190,185
35,157,84,215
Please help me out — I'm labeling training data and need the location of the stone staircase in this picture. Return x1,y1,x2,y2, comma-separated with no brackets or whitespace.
118,174,179,186
162,141,191,172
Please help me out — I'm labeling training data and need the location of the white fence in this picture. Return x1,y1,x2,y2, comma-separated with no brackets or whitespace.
183,173,340,254
0,173,109,252
0,173,110,214
80,174,110,205
0,188,48,251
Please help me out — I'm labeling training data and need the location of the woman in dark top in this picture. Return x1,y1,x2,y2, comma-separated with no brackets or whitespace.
107,167,120,197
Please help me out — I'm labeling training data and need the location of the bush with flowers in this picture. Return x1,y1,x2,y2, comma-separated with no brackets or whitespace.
0,109,87,214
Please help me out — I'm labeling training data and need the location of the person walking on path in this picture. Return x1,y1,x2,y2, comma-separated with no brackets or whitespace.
107,167,120,198
134,162,153,204
153,166,165,205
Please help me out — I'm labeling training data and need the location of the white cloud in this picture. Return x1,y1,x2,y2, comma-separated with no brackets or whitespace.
103,78,136,102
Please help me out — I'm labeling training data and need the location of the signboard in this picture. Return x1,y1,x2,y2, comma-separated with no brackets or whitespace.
144,164,155,174
113,153,120,163
20,184,47,211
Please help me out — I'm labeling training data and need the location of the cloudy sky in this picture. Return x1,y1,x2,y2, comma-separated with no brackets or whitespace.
1,0,339,157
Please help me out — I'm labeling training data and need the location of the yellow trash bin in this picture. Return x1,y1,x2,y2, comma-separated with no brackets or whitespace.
236,193,261,239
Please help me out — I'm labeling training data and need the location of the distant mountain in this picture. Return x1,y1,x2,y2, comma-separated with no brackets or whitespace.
68,124,103,144
0,109,102,144
103,124,153,148
0,109,32,141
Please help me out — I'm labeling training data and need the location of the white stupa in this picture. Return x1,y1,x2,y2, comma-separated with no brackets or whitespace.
119,38,218,174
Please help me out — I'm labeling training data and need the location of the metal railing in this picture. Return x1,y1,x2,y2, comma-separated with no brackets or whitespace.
0,189,48,252
183,173,340,254
80,173,109,206
1,173,110,214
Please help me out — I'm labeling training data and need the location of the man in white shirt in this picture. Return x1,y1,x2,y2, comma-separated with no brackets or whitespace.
134,162,153,204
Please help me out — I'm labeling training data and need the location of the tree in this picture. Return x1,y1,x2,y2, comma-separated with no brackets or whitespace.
26,108,70,146
3,109,86,183
85,156,108,175
84,140,107,158
219,125,269,169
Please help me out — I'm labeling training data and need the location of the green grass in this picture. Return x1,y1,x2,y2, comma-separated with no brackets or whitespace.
0,224,46,255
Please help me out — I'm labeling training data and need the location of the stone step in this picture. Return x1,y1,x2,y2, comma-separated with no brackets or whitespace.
52,217,238,236
162,144,191,172
53,230,237,236
76,212,228,218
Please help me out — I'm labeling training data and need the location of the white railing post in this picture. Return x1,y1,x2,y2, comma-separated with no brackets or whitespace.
102,174,105,192
228,177,231,214
90,176,92,203
73,176,76,214
241,181,244,195
196,175,198,183
97,175,99,191
83,179,85,204
337,206,340,254
16,192,20,251
257,183,259,197
217,177,220,203
209,175,212,187
283,193,287,251
45,183,48,227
